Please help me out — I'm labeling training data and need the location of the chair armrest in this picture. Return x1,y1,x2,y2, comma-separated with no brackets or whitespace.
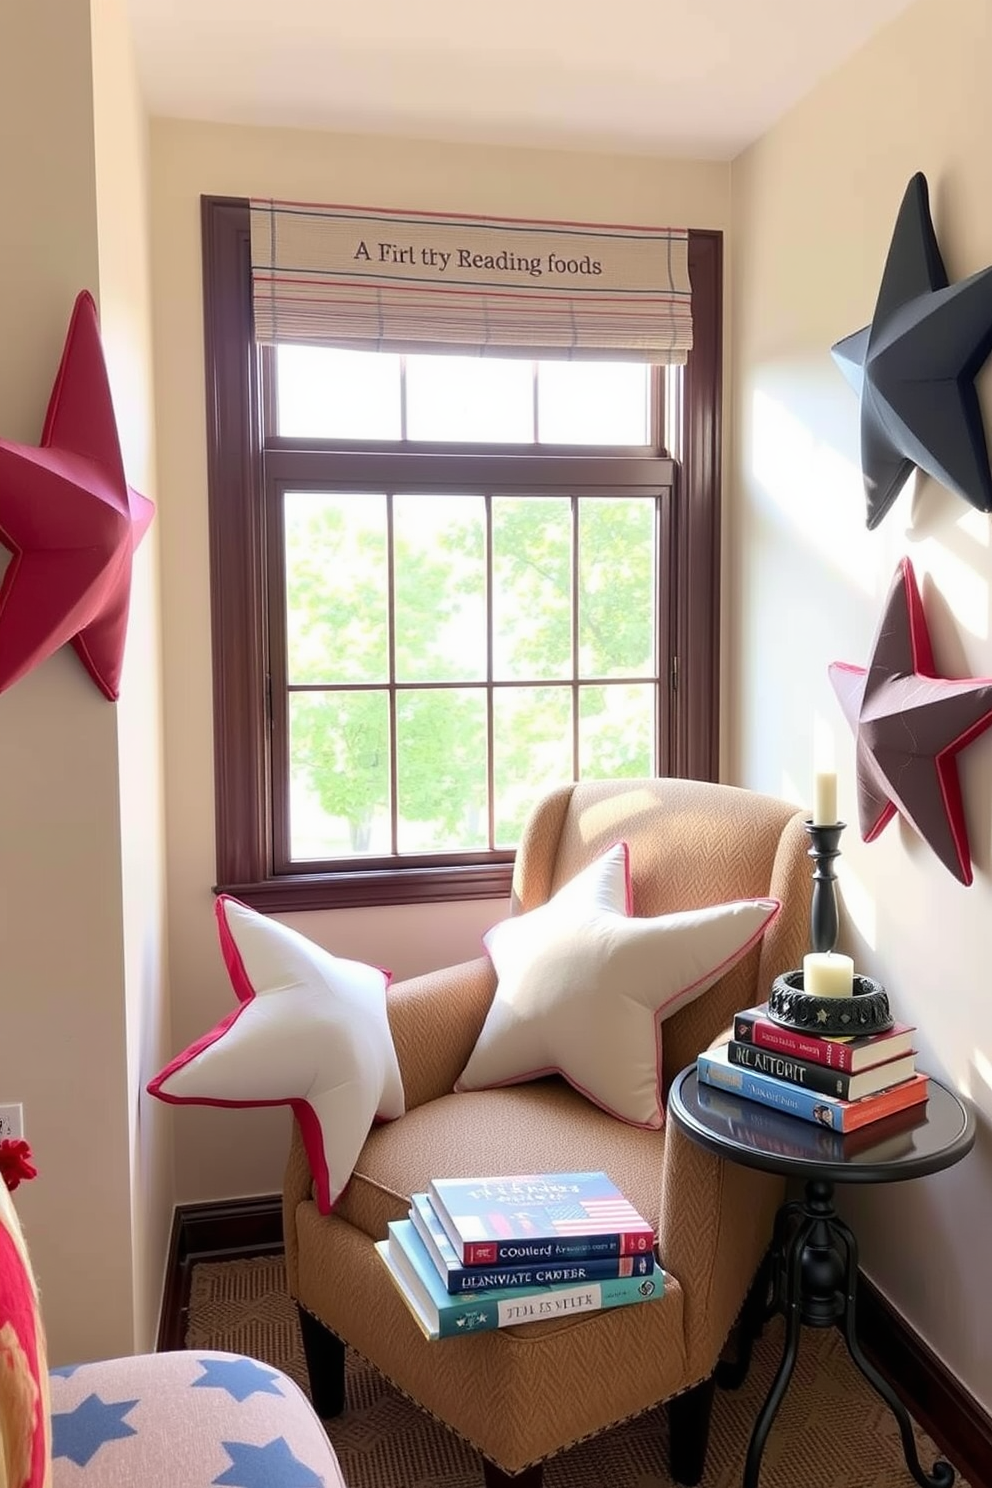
387,955,497,1110
660,1048,784,1381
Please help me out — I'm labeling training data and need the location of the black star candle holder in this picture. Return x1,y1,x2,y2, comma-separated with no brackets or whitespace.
767,969,893,1036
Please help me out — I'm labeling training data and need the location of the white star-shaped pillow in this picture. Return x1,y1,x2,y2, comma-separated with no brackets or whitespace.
456,843,780,1126
148,896,404,1211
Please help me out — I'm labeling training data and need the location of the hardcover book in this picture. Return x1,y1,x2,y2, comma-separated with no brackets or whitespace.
697,1044,929,1133
732,1004,915,1073
695,1079,930,1161
409,1192,655,1293
377,1219,664,1341
426,1172,655,1266
726,1039,916,1100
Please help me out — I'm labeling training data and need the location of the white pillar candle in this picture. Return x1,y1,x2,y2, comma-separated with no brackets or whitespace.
812,770,837,826
803,951,854,999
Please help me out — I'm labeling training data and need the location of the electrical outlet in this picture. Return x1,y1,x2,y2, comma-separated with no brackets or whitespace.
0,1104,23,1140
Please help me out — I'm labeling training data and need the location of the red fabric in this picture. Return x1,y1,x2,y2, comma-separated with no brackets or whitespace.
0,1219,47,1487
0,290,154,701
830,556,992,884
0,1141,36,1192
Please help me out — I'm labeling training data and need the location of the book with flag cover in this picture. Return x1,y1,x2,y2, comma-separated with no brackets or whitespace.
426,1172,656,1266
732,1004,915,1073
377,1219,664,1340
697,1044,929,1132
409,1191,655,1292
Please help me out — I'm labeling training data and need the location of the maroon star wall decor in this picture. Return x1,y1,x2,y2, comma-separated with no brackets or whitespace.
0,290,154,701
829,556,992,885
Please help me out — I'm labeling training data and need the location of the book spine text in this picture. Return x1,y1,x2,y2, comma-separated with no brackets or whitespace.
440,1275,661,1337
728,1040,853,1096
448,1253,654,1293
734,1012,853,1071
697,1052,851,1129
462,1232,651,1265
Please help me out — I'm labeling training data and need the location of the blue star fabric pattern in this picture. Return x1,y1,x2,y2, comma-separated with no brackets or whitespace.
47,1350,344,1486
193,1356,286,1402
51,1392,138,1465
832,171,992,529
213,1436,325,1487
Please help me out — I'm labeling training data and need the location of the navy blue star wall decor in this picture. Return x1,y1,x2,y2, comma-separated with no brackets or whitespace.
832,172,992,530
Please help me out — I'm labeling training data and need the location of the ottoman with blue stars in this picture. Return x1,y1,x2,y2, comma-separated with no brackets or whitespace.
48,1349,348,1487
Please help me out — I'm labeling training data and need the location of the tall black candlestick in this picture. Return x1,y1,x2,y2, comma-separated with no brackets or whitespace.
804,821,845,953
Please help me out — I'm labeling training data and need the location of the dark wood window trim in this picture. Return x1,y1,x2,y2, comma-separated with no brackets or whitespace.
677,230,722,783
201,197,722,911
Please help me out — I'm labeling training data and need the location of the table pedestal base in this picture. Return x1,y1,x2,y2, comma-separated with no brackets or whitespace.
728,1178,955,1488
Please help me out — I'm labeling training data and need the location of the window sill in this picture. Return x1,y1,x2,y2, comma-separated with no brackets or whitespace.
214,861,514,912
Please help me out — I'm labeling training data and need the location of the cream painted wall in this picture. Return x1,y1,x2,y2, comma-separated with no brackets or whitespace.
149,117,731,1202
731,0,992,1413
90,0,172,1354
0,0,168,1362
0,2,134,1365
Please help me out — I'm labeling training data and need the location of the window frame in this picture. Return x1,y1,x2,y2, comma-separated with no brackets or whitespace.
201,195,722,911
268,452,675,874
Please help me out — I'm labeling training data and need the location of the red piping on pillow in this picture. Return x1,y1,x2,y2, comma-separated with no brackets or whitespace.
458,894,781,1128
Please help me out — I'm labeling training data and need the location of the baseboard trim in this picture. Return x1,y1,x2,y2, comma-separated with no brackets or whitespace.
156,1197,991,1487
156,1194,284,1352
858,1275,992,1488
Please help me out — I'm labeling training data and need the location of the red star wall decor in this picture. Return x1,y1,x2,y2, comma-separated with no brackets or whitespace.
829,556,992,885
0,290,154,701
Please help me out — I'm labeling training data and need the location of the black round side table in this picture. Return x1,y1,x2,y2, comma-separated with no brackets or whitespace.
668,1066,975,1488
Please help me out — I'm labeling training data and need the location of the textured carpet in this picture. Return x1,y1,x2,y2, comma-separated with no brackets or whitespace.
186,1255,966,1488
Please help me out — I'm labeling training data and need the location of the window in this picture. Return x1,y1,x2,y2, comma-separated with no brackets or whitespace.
202,198,722,910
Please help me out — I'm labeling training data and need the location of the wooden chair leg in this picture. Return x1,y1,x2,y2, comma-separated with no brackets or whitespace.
718,1251,772,1390
482,1460,544,1487
296,1304,347,1418
668,1375,716,1486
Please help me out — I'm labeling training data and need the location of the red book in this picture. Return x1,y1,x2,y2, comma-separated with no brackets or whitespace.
826,1072,930,1132
733,1004,915,1073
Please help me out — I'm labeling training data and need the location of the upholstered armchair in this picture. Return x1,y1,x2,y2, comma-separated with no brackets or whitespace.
283,778,812,1486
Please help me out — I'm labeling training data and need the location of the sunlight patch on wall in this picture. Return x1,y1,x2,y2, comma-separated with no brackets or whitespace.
836,856,876,954
963,1048,992,1122
914,538,989,642
955,505,991,550
751,389,873,595
778,766,804,813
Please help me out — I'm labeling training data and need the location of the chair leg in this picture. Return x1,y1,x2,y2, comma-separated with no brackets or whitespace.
482,1461,544,1487
717,1250,772,1390
668,1375,716,1487
296,1304,347,1418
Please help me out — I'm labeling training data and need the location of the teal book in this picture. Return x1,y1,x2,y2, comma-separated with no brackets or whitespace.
376,1219,664,1341
409,1192,655,1293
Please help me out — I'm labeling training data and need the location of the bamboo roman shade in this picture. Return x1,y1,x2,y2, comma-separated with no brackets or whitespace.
249,199,693,362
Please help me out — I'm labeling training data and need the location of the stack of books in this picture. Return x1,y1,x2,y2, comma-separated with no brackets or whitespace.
697,1003,929,1133
375,1171,664,1340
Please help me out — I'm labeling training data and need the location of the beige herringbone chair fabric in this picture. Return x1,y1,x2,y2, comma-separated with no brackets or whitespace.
283,779,812,1476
